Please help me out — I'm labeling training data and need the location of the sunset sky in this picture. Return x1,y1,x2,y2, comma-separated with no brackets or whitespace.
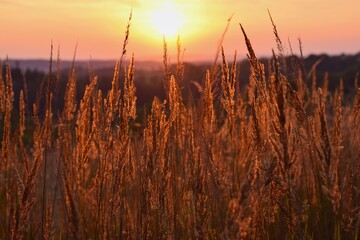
1,0,360,62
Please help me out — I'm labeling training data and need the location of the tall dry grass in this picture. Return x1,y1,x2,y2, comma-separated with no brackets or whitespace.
0,12,360,240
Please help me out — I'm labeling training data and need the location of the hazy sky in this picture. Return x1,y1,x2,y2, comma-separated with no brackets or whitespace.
1,0,360,61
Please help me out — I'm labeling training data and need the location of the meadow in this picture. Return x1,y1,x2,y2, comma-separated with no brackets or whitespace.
0,13,360,240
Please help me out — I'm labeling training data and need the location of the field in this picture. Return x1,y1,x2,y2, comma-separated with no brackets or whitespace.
1,15,360,240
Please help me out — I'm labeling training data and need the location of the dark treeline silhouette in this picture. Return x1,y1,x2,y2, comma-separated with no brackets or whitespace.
2,52,360,122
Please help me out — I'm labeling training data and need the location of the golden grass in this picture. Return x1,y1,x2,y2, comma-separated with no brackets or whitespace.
0,12,360,240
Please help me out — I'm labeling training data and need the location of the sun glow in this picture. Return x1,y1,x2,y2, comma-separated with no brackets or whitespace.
149,2,184,37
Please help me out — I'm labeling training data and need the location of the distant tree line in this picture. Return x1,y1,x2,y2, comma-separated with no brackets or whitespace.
2,53,360,121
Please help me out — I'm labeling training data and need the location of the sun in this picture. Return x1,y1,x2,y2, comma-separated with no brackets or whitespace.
149,2,184,37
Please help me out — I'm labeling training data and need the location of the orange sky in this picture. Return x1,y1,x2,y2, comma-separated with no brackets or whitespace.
1,0,360,62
